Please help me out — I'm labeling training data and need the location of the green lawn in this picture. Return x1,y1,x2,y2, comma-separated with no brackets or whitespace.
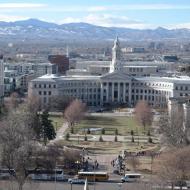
49,116,64,131
70,115,148,136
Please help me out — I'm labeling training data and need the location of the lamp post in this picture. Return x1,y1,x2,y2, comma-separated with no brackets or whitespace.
75,160,80,173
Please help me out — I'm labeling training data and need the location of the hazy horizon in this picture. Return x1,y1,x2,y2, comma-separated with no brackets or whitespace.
0,0,190,29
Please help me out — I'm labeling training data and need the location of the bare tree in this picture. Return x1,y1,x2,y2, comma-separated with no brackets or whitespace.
135,100,153,131
49,95,73,112
0,107,37,190
126,156,140,172
26,96,42,139
64,99,86,127
4,92,22,111
154,147,190,190
159,111,190,147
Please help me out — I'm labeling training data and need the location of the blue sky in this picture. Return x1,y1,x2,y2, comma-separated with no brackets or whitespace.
0,0,190,29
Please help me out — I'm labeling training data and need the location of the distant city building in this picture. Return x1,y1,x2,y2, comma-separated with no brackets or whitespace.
163,55,178,62
0,57,4,101
48,55,69,74
122,47,145,53
29,37,190,108
33,62,57,77
3,62,56,95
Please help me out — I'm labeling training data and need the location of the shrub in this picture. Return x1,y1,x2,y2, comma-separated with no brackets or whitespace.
65,133,70,141
87,128,91,134
99,135,103,142
114,135,118,142
70,127,74,134
101,128,105,135
148,137,153,143
84,135,88,141
115,129,118,135
131,136,135,143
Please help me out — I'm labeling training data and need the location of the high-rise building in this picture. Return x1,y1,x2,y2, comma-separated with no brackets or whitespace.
48,55,69,74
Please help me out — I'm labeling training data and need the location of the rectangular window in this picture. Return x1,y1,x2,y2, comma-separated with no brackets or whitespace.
44,91,46,95
49,91,51,95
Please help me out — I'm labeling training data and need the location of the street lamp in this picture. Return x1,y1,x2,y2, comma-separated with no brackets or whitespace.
75,160,80,173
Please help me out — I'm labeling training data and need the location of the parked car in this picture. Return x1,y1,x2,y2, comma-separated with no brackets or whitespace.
68,178,85,184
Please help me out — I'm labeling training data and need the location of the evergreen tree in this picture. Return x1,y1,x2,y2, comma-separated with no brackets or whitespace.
40,110,56,145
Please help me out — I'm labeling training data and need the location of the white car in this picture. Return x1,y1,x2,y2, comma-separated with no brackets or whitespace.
121,173,141,183
68,178,85,184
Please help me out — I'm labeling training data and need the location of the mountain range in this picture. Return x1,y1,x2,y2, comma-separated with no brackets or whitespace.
0,18,190,41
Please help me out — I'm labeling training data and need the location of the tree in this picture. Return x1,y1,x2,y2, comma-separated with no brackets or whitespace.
65,133,70,141
49,95,73,112
0,107,37,190
64,99,86,127
40,110,56,145
99,135,103,142
135,100,153,132
127,156,140,172
154,147,190,190
26,96,42,139
101,128,105,135
159,112,190,147
4,92,22,111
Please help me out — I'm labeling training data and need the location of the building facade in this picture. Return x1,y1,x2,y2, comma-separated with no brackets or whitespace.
29,38,190,108
48,55,69,74
0,58,4,101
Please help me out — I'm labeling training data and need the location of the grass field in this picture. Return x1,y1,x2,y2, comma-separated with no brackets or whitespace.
69,115,150,136
49,116,64,131
58,138,158,155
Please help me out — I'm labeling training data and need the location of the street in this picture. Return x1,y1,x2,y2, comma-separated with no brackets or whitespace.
0,180,147,190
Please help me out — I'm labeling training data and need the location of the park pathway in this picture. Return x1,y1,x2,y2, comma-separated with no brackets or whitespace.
50,122,68,143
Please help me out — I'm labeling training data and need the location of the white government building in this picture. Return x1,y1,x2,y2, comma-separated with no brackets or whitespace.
29,37,190,108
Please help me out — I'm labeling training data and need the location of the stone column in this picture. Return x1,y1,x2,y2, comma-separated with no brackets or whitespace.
112,82,114,102
128,82,132,106
100,83,103,106
106,82,109,102
123,82,126,103
118,82,120,102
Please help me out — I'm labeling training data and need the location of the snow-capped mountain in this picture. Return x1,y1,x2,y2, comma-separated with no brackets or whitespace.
0,18,190,41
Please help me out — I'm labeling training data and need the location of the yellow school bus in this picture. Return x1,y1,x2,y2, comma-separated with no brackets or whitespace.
78,171,109,181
